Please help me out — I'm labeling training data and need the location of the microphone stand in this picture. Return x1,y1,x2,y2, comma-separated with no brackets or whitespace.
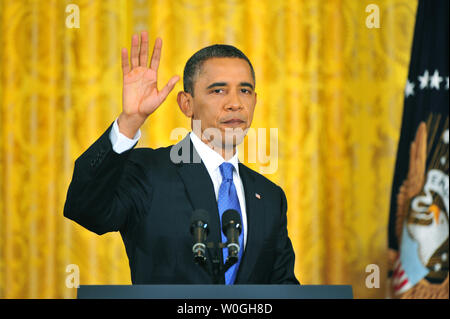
195,241,237,284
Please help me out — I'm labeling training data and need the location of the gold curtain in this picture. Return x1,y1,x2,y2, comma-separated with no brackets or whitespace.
0,0,417,298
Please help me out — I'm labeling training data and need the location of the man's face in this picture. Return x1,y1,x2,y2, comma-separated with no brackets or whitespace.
190,57,257,148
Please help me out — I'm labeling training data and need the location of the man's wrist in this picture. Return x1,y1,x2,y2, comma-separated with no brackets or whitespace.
110,118,141,154
117,112,146,138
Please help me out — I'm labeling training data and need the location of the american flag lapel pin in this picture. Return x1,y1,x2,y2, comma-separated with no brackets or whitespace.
255,193,261,199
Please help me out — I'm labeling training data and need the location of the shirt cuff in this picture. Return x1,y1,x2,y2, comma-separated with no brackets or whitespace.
109,118,141,154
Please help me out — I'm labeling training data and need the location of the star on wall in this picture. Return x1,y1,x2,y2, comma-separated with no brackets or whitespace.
405,79,415,97
418,70,429,89
430,70,443,89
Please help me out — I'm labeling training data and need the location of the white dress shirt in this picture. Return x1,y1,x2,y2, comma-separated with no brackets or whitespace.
109,119,248,249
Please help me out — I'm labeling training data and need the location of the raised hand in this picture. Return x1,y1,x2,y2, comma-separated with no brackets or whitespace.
118,31,180,138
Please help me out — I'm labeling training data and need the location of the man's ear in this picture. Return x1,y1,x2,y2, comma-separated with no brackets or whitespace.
177,91,194,118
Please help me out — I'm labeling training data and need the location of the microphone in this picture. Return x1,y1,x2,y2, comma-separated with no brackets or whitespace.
222,209,242,264
190,209,210,264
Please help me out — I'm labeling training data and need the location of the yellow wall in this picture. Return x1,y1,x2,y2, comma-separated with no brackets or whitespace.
0,0,417,298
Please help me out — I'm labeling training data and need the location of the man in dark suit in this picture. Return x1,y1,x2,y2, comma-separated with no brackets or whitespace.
64,31,299,285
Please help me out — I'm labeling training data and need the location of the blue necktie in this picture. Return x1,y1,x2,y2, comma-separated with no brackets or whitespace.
217,162,244,285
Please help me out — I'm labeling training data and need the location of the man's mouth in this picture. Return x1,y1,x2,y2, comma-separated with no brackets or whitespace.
223,119,244,124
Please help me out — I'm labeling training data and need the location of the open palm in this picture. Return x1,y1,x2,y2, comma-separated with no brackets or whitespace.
121,32,179,123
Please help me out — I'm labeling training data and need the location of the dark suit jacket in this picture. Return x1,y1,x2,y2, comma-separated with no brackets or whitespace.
64,124,299,284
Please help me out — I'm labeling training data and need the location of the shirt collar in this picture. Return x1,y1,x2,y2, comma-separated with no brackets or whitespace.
189,131,240,176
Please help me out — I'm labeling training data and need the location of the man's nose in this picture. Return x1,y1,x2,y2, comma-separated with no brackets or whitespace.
225,90,243,110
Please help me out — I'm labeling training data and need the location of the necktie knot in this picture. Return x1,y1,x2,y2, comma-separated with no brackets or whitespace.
219,162,234,181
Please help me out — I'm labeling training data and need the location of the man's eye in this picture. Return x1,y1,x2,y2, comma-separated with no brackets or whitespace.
212,89,224,94
241,88,251,94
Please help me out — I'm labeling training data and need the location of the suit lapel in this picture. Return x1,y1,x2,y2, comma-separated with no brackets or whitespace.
174,135,222,246
235,163,265,283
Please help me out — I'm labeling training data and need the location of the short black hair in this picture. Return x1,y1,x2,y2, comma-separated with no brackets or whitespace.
183,44,255,96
